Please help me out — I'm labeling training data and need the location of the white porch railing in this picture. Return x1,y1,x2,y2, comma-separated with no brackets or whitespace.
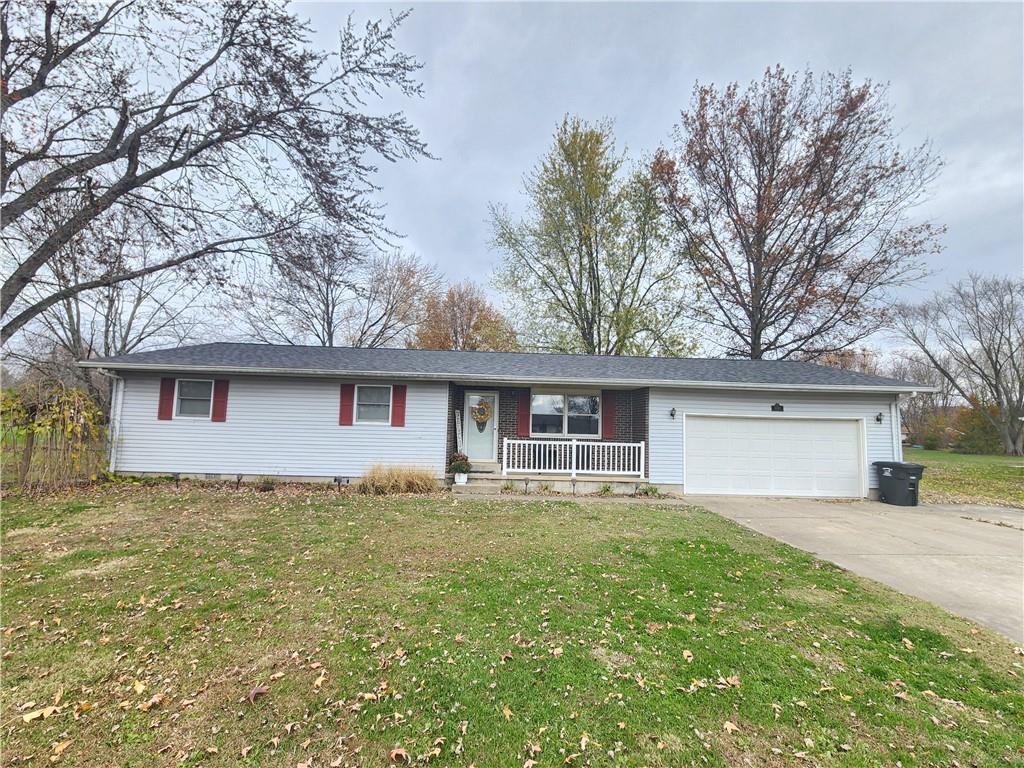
502,438,645,479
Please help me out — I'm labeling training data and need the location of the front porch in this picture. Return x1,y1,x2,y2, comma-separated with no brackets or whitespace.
449,383,650,486
501,437,645,478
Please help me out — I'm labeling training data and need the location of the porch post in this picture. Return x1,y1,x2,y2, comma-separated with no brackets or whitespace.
639,441,645,480
571,438,577,480
502,437,508,476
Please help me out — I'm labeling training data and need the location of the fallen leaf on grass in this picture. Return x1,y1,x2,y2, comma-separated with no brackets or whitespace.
723,721,740,734
902,638,915,651
22,705,61,723
50,739,72,760
248,685,270,704
502,703,514,721
313,670,326,691
389,747,410,763
682,649,694,663
133,680,146,695
138,692,165,712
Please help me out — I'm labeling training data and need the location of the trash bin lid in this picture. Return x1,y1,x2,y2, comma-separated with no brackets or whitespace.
872,461,926,471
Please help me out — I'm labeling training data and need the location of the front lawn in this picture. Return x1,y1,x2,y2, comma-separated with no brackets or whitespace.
2,486,1022,767
903,447,1024,508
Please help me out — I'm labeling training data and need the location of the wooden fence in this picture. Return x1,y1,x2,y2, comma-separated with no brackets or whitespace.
1,427,108,493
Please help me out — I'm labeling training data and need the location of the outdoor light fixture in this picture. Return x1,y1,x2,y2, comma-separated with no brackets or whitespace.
669,407,677,419
771,403,784,412
875,412,884,423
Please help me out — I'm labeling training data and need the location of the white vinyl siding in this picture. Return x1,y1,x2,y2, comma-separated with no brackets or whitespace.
648,388,900,492
112,374,447,478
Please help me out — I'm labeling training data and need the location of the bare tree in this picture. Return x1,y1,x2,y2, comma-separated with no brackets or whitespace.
6,206,207,409
1,0,428,342
343,251,442,348
410,281,518,351
886,350,958,447
896,274,1024,455
235,226,360,347
653,67,941,360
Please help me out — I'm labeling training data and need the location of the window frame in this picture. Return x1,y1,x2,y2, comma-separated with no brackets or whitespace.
174,378,214,420
529,389,602,438
354,383,393,425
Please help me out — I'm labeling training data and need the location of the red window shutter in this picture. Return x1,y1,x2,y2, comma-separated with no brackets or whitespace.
211,379,230,422
158,378,175,420
601,390,616,440
339,383,354,426
391,385,407,427
517,389,531,437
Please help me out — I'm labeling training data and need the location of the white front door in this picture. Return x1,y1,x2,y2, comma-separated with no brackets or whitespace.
684,415,864,497
464,392,498,463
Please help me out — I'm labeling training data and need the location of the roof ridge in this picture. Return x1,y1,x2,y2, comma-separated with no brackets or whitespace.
166,340,833,366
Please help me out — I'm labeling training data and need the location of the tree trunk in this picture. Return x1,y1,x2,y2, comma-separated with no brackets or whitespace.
18,430,36,487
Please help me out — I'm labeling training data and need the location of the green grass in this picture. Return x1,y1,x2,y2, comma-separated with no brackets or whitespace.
2,485,1022,767
904,448,1024,508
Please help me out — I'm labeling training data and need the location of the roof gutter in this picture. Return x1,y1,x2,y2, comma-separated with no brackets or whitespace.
78,360,936,394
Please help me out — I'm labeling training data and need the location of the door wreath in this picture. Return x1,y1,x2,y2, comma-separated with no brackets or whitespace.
470,401,492,433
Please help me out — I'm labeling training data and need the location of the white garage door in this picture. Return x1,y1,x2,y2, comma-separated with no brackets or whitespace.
684,416,863,497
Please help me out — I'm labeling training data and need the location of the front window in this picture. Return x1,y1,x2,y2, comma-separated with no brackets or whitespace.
531,392,600,436
567,395,599,435
176,379,213,417
356,385,391,423
530,394,564,434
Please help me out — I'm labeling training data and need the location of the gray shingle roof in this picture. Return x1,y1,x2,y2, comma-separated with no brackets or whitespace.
80,342,927,392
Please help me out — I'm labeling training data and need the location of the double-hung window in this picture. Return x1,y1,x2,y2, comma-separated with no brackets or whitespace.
530,392,600,437
176,379,213,418
355,385,392,424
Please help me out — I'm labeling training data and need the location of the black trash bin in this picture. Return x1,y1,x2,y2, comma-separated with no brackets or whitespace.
872,461,926,506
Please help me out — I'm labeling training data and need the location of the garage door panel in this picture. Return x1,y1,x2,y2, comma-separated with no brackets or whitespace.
684,416,862,497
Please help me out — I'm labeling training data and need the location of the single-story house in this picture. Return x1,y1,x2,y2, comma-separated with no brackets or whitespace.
81,343,928,498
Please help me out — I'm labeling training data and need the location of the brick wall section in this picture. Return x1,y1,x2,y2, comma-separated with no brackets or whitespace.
446,384,651,477
612,390,633,442
631,388,650,478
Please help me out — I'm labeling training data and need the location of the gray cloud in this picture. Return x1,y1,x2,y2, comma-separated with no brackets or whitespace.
296,1,1023,297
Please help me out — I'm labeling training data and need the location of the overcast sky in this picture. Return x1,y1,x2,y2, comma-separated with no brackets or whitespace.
296,1,1023,302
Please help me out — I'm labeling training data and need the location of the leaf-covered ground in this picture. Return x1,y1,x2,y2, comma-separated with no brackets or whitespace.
2,485,1022,767
904,448,1024,508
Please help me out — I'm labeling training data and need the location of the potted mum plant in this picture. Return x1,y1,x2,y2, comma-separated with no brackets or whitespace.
449,452,471,485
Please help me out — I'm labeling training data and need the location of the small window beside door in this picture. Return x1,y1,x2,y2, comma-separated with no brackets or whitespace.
355,385,392,424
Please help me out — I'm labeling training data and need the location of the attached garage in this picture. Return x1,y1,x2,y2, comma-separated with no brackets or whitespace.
683,415,865,497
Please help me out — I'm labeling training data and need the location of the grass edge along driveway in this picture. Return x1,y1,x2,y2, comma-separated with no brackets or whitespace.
2,486,1022,767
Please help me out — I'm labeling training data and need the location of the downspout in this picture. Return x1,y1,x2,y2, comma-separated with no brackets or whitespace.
891,394,904,462
96,369,124,473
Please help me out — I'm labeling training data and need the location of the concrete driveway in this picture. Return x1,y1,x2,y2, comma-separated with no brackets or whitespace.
697,496,1024,642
